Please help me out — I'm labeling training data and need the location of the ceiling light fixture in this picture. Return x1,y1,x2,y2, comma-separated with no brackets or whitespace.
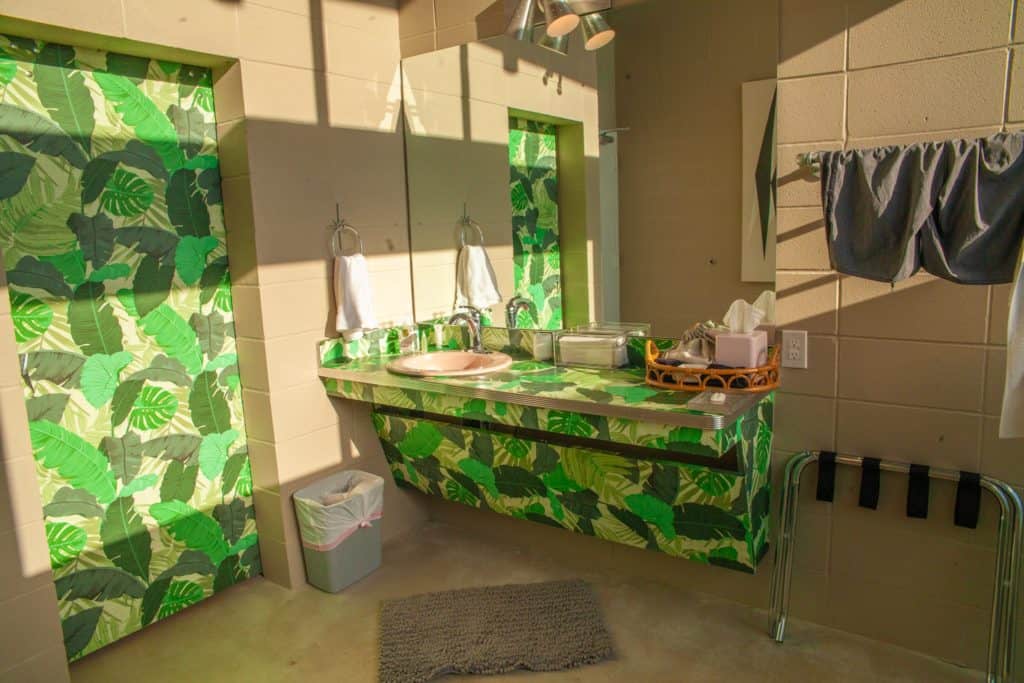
542,0,580,38
506,0,614,56
535,30,570,56
580,12,615,51
505,0,538,42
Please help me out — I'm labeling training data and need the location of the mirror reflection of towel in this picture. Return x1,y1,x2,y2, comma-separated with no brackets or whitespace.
334,254,378,341
454,244,502,311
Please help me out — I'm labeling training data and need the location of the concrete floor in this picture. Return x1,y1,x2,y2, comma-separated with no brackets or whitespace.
71,522,981,683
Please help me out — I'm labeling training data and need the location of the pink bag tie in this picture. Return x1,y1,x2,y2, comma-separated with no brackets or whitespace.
302,510,381,552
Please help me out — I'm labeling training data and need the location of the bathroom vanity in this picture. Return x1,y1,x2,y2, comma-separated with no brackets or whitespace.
319,329,773,573
316,17,780,577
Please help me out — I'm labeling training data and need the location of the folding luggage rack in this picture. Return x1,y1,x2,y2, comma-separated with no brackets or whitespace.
769,451,1023,683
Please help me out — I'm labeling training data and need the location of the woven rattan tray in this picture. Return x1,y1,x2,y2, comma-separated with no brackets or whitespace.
644,340,780,393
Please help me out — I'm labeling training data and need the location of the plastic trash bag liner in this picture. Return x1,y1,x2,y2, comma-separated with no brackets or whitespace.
293,470,384,551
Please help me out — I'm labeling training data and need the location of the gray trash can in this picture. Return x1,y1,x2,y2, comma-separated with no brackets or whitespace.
293,470,383,593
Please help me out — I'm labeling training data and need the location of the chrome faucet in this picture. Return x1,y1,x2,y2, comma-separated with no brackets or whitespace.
506,296,532,328
447,307,486,353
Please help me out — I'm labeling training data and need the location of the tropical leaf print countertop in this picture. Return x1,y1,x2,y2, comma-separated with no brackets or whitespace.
319,354,762,432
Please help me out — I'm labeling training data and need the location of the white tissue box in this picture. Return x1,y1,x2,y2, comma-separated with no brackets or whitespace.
714,330,767,368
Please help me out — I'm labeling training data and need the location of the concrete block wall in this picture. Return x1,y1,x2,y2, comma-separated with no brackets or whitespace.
0,270,70,683
398,0,505,57
774,0,1024,667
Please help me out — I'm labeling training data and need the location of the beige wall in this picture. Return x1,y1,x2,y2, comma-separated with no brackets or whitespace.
0,267,69,683
0,1,429,679
774,0,1023,668
399,0,512,57
403,35,601,324
612,0,777,337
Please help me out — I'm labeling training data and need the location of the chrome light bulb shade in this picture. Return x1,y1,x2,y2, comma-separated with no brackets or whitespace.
535,30,570,55
542,0,580,38
581,12,615,51
505,0,538,42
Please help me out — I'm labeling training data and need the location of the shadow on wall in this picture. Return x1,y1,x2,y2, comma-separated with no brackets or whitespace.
778,0,909,71
198,0,603,596
766,268,1016,670
234,31,603,587
609,0,778,335
400,36,601,326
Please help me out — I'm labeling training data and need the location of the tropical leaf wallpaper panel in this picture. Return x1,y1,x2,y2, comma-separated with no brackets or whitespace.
509,117,562,330
0,35,259,661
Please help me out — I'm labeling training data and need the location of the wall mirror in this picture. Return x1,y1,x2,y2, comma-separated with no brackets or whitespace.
402,0,779,339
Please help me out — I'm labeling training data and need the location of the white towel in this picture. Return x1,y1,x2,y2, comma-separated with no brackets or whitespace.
1000,253,1024,438
333,254,378,341
454,244,502,311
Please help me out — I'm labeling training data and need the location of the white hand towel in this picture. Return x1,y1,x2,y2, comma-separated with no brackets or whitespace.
454,244,502,311
1000,253,1024,438
333,254,378,341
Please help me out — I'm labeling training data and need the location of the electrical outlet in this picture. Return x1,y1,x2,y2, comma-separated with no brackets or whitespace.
781,330,808,369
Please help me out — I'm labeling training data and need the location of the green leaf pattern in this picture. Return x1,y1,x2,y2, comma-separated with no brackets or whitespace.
100,168,154,216
129,385,179,430
79,351,132,408
46,521,88,569
373,392,773,573
0,37,257,663
509,118,561,329
10,290,52,341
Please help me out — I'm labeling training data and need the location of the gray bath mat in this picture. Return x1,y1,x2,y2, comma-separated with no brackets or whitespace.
378,579,614,682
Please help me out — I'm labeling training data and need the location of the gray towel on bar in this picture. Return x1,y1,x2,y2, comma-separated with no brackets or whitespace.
821,132,1024,284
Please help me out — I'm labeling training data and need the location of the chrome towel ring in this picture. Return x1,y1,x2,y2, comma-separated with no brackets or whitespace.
457,203,485,247
329,203,364,257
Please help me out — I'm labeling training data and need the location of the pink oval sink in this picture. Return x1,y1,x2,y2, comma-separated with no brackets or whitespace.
386,351,514,377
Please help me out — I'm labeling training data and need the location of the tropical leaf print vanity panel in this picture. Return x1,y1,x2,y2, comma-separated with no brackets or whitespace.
0,35,259,661
372,395,773,572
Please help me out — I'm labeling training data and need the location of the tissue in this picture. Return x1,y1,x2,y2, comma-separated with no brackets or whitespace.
716,298,769,368
723,299,765,334
753,290,775,324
